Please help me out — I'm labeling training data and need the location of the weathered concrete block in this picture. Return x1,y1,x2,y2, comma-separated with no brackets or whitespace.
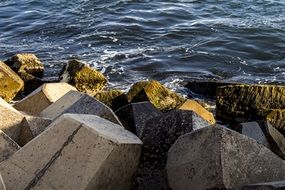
178,99,216,125
132,110,210,190
0,114,142,190
127,80,185,112
0,61,24,102
0,130,20,162
59,59,107,94
241,180,285,190
14,83,77,115
18,115,52,146
267,109,285,135
166,126,285,190
216,84,285,123
115,101,162,136
40,91,122,125
94,90,128,111
0,173,6,190
0,98,24,142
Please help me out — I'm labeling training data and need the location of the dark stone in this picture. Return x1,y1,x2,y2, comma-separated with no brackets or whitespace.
132,110,210,190
241,181,285,190
115,102,162,136
166,126,285,190
94,90,129,111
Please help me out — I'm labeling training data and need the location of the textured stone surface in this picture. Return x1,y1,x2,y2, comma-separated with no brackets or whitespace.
0,130,20,162
0,61,24,102
14,83,77,115
0,173,6,190
216,84,285,122
0,114,142,190
178,99,216,125
94,90,128,111
266,109,285,135
115,101,162,136
59,59,107,94
18,115,52,146
241,180,285,190
40,91,122,125
166,126,285,190
127,80,185,112
132,110,210,190
0,98,24,142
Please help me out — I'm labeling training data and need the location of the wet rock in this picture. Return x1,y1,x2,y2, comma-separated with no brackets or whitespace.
127,80,185,112
216,84,285,123
14,82,77,115
0,114,142,190
266,109,285,135
178,99,216,125
5,53,44,78
166,126,285,190
0,61,24,102
40,91,122,125
94,90,128,111
241,180,285,190
0,130,20,162
115,101,162,136
18,115,52,147
0,97,24,142
185,80,236,98
132,109,210,190
59,59,107,94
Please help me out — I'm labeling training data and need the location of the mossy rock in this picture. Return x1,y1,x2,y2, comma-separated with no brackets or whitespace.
216,84,285,123
5,53,44,78
0,61,24,102
127,80,185,112
59,59,107,94
266,109,285,135
94,90,128,111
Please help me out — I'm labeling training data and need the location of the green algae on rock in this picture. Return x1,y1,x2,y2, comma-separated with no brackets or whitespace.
216,84,285,123
127,80,185,112
266,109,285,135
94,90,128,111
59,59,107,94
0,61,24,102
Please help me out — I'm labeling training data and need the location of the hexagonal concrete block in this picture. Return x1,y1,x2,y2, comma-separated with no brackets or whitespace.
166,126,285,190
40,91,122,125
0,97,24,142
18,115,52,146
115,101,162,136
0,114,142,190
132,109,210,190
14,83,77,115
0,130,20,162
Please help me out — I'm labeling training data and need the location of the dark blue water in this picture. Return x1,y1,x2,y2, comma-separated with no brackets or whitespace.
0,0,284,91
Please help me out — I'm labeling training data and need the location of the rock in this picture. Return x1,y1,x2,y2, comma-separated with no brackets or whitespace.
59,59,107,94
127,80,185,112
241,180,285,190
18,115,52,146
178,99,216,125
0,61,24,102
185,80,235,98
166,126,285,190
5,53,44,78
266,109,285,135
0,114,142,190
0,173,6,190
40,91,122,125
14,82,77,115
0,130,20,162
216,84,285,123
0,98,24,142
132,109,210,190
115,101,162,136
94,90,128,111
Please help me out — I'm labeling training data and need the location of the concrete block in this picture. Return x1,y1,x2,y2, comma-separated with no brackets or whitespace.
115,101,162,135
0,130,20,162
14,83,77,115
0,114,142,190
241,180,285,190
132,109,210,190
40,91,122,125
166,126,285,190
